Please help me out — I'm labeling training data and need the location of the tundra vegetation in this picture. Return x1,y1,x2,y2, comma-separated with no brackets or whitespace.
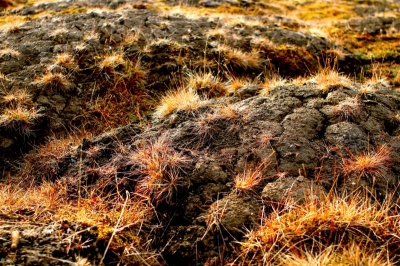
0,0,400,265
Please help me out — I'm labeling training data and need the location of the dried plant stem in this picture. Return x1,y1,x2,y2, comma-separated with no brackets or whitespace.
99,191,129,266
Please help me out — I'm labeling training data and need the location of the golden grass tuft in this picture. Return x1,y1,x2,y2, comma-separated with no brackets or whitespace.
206,27,226,39
239,191,400,265
393,69,400,87
342,144,391,180
20,132,91,179
97,52,147,86
291,76,309,86
98,51,126,72
215,44,260,70
83,31,100,42
364,63,390,88
215,103,241,120
122,30,141,46
153,88,207,119
48,52,78,71
226,76,255,94
0,179,155,262
234,162,268,192
311,67,352,91
259,75,287,96
186,71,226,97
250,36,276,51
0,72,8,80
279,242,393,266
34,72,74,91
234,152,273,192
0,20,23,33
0,105,41,134
1,89,31,105
101,53,125,71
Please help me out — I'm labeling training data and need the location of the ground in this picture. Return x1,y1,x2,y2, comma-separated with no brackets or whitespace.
0,0,400,265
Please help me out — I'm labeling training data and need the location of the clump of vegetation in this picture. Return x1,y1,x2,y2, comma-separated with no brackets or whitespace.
34,72,74,92
226,76,255,94
186,71,226,97
20,132,91,179
310,66,352,91
97,51,147,87
234,158,271,192
342,144,391,181
215,44,260,70
0,105,42,135
259,75,287,96
129,134,191,204
238,190,400,265
47,52,78,72
333,97,361,121
153,88,207,119
1,89,31,105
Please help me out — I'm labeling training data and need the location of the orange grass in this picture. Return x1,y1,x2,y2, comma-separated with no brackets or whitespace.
129,134,191,203
342,144,391,179
153,88,207,119
311,67,352,91
34,72,74,91
234,157,272,192
239,192,400,265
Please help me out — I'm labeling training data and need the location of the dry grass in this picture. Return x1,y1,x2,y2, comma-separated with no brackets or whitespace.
342,144,391,180
363,63,390,88
332,97,361,121
34,72,74,91
279,242,393,266
153,88,207,119
1,89,32,105
310,67,352,91
206,27,226,39
186,71,226,97
49,28,68,42
215,44,260,70
239,191,400,265
98,51,126,72
234,160,269,192
215,103,241,120
203,196,228,238
97,51,147,86
0,72,8,80
20,132,91,179
260,75,287,96
250,36,276,51
48,52,78,71
122,30,141,46
129,134,191,204
0,20,23,33
291,76,309,86
0,178,157,263
83,31,99,42
226,76,254,94
0,105,42,134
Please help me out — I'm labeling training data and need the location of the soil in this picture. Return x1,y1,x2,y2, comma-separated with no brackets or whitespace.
0,0,400,265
